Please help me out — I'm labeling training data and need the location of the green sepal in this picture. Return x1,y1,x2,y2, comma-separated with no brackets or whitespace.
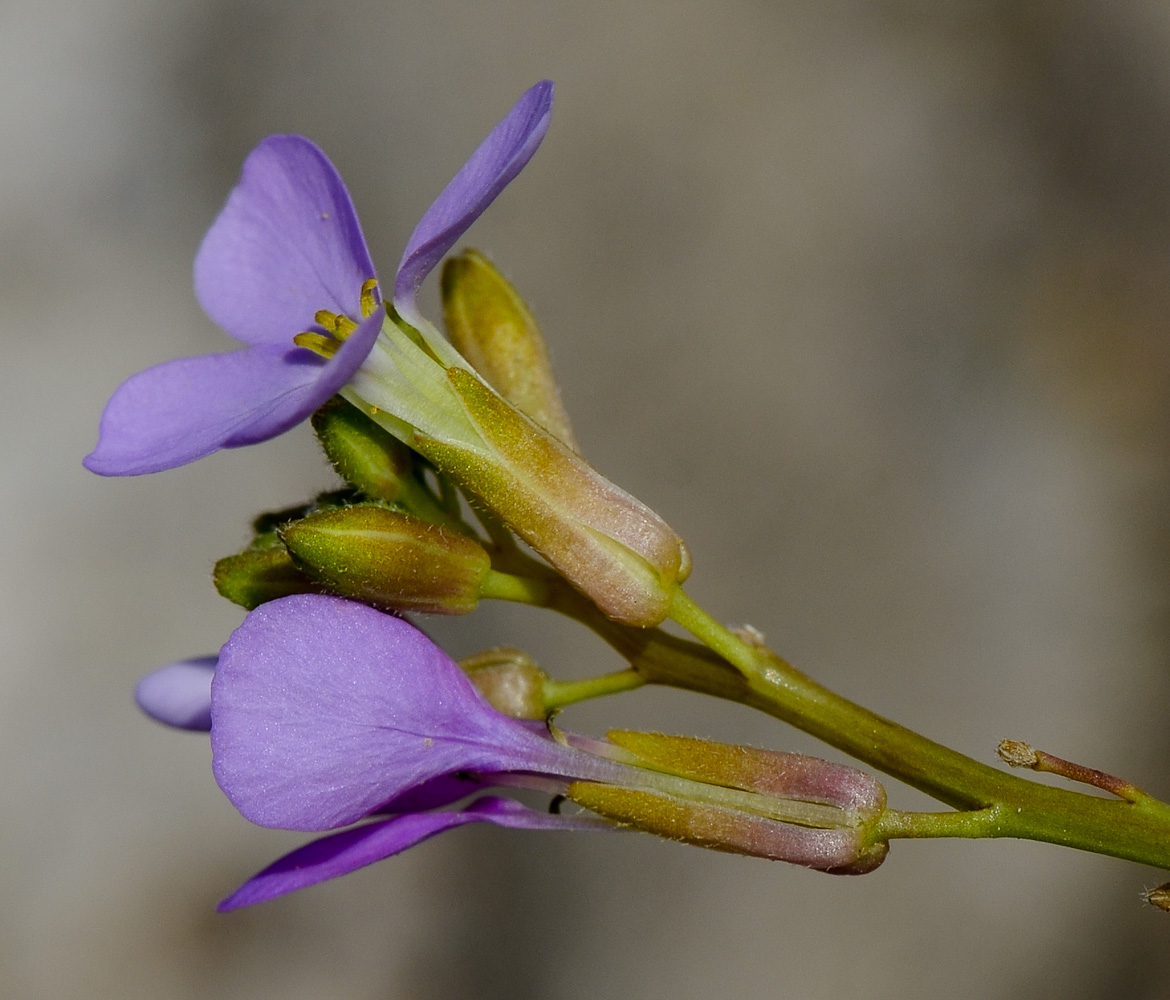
441,249,578,449
215,490,367,610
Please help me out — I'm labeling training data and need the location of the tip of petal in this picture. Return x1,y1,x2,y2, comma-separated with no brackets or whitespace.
393,81,554,321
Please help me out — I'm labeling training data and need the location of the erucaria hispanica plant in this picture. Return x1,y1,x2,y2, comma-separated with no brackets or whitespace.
88,80,1170,913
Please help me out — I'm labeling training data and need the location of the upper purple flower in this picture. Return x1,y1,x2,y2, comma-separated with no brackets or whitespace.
84,82,553,476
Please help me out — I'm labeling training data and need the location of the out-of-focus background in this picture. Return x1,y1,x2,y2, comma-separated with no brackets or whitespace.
7,2,1170,996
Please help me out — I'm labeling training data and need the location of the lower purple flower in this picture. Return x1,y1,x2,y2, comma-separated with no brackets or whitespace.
209,593,624,907
147,595,888,908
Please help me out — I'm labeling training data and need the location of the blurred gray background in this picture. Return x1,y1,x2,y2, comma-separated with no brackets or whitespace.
7,1,1170,997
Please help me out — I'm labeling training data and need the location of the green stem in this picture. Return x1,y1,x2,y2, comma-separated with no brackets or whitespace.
479,569,556,605
517,581,1170,869
543,669,646,711
476,564,1170,868
662,588,1170,867
874,808,1003,841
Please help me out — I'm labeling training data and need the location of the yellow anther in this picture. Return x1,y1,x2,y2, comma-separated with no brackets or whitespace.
333,315,358,341
360,278,380,319
293,332,340,359
314,310,341,334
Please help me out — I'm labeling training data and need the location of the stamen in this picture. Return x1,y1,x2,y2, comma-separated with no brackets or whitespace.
293,332,340,359
293,282,377,355
360,278,380,318
314,310,341,334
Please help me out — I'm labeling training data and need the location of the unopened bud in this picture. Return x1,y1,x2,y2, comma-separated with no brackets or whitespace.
281,504,491,614
214,542,319,610
441,249,577,450
459,647,548,718
311,398,416,501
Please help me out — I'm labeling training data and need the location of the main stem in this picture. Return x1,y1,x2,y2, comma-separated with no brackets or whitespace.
531,578,1170,869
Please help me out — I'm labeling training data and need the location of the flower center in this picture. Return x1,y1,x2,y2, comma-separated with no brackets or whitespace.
293,279,380,359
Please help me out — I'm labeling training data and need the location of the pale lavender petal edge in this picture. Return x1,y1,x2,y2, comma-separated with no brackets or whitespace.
393,81,553,321
217,797,607,910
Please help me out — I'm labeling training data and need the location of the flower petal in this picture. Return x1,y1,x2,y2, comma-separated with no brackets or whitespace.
210,594,590,831
135,657,216,731
195,135,378,348
83,310,381,476
394,81,553,323
217,796,605,910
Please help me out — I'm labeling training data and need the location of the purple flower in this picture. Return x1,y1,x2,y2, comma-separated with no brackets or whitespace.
197,594,888,909
209,594,621,908
84,82,553,476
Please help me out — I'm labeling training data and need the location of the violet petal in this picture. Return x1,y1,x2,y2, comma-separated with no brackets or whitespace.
394,81,553,322
195,135,378,348
210,594,584,831
83,310,381,476
218,796,604,910
135,657,216,731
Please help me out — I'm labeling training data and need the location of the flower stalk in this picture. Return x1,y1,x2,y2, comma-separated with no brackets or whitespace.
93,77,1170,913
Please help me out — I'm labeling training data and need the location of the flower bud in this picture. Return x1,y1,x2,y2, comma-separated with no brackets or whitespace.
281,504,491,614
441,250,577,449
459,647,548,718
214,541,319,610
566,731,888,873
311,398,416,502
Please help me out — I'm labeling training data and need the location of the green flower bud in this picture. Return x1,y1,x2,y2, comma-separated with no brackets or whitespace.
214,540,319,610
311,398,416,502
281,504,491,614
441,249,577,450
459,647,548,718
